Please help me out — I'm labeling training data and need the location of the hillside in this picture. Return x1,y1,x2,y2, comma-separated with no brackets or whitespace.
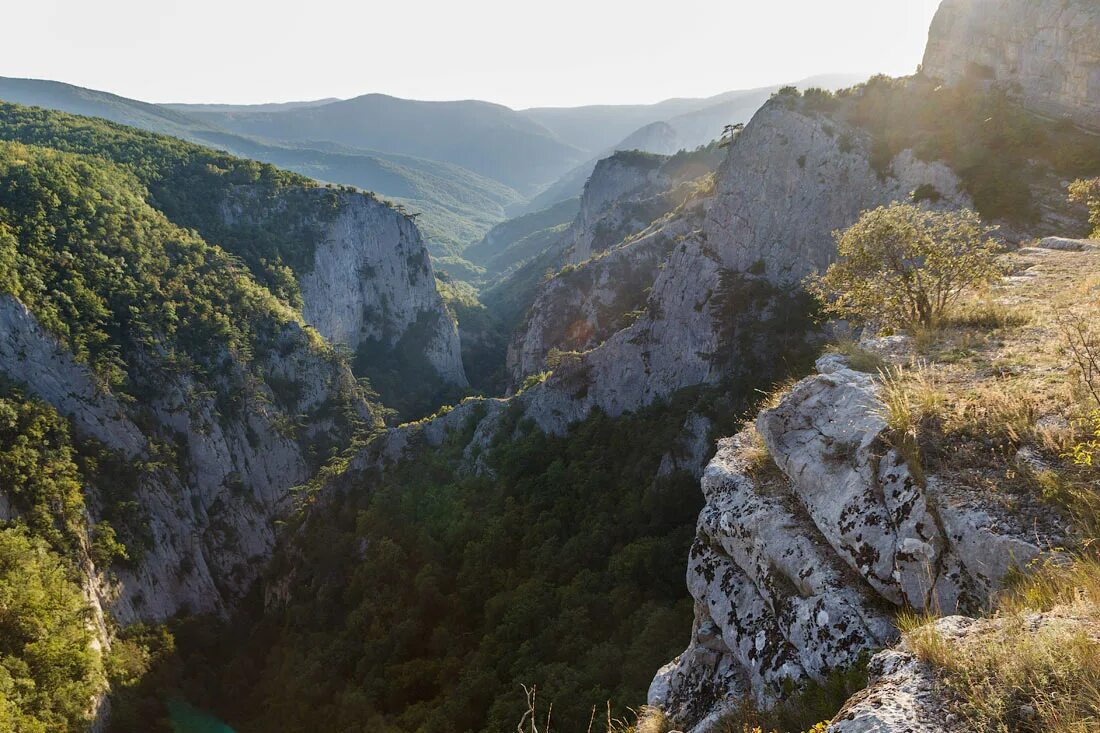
0,138,379,727
0,100,469,413
520,74,866,155
172,41,1100,733
170,93,588,194
0,77,523,257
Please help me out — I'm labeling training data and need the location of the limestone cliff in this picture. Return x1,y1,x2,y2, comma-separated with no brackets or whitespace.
503,144,719,386
502,97,968,432
506,187,710,386
567,151,675,263
922,0,1100,130
649,354,1060,731
219,187,467,388
0,178,467,626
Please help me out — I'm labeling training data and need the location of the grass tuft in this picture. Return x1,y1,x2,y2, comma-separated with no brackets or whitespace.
942,300,1031,331
902,551,1100,733
826,339,887,373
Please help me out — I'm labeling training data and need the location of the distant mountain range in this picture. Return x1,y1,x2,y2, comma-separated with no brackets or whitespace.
0,77,523,258
518,73,864,154
0,73,867,274
166,94,589,194
517,73,868,214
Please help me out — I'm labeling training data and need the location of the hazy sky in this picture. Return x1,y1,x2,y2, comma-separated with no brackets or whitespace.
3,0,943,109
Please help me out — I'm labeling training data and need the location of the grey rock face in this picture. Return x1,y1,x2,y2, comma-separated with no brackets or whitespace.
825,642,957,733
507,198,705,386
510,99,968,435
222,187,467,387
651,356,1057,731
568,151,673,263
0,296,146,458
922,0,1100,130
1038,236,1099,251
704,101,968,285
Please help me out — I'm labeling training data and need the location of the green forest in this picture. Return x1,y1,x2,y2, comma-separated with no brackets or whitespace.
0,384,111,731
101,375,807,733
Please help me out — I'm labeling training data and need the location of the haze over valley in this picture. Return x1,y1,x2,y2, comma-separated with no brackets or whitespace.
0,2,1099,732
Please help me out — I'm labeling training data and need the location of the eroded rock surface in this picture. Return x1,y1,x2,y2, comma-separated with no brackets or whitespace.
221,187,467,387
923,0,1100,130
568,151,674,264
651,356,1058,731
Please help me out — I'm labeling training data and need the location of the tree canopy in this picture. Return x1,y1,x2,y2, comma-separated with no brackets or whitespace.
809,203,1002,329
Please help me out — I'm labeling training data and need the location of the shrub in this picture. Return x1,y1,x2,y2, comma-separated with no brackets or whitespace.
1057,298,1100,410
808,203,1002,330
1069,177,1100,237
910,184,942,204
1065,410,1100,468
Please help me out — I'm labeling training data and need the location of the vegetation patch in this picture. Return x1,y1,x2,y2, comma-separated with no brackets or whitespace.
901,554,1100,733
817,76,1100,225
808,203,1003,331
709,269,819,372
125,366,809,733
0,527,104,731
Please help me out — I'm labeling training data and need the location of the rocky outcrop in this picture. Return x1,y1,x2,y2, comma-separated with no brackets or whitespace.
825,626,959,733
505,143,722,386
568,151,673,263
827,610,1100,733
504,98,969,432
704,100,968,285
649,355,1060,731
922,0,1100,130
507,196,706,385
221,187,467,387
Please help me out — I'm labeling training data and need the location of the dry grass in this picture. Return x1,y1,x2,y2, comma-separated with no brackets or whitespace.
826,339,887,373
757,378,800,413
739,424,772,469
1000,553,1100,617
876,363,945,439
939,379,1067,447
942,299,1032,331
906,614,1100,733
900,552,1100,733
736,424,788,488
605,706,672,733
873,360,1088,511
520,700,674,733
625,707,672,733
880,247,1100,732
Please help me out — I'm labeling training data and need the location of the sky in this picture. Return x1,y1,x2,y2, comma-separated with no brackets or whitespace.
2,0,944,109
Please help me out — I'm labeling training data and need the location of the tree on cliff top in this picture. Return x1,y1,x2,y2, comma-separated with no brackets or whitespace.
808,202,1002,330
